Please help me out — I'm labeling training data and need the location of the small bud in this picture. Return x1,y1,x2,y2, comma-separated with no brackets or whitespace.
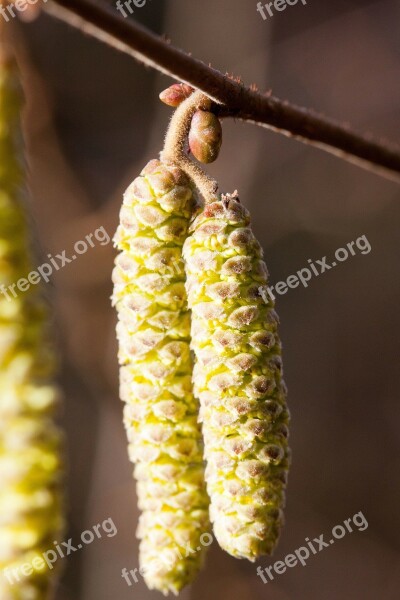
188,110,222,164
159,83,194,107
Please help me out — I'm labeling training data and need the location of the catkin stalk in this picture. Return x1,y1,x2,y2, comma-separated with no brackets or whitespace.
0,58,64,600
183,194,290,561
112,159,210,595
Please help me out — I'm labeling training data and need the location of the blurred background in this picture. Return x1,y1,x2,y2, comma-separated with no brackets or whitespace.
8,0,400,597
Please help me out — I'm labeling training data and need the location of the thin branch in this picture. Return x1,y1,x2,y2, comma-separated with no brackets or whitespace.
45,0,400,184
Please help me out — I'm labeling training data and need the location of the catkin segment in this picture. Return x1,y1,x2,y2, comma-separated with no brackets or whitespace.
0,61,64,600
183,195,290,561
112,159,210,595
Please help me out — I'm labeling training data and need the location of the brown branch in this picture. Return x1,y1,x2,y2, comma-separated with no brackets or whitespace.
45,0,400,184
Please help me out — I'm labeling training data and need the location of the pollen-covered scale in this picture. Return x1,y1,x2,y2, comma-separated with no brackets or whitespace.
183,193,290,561
0,58,64,599
112,159,210,595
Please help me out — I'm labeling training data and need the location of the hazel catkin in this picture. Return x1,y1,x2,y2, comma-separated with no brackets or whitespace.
112,159,210,595
0,59,64,600
183,194,290,561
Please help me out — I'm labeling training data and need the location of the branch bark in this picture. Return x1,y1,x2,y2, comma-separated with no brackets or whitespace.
45,0,400,183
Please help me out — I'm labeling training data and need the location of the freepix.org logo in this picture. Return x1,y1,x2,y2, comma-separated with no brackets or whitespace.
0,0,47,23
2,517,117,586
258,234,371,303
257,0,307,20
256,511,368,583
115,0,147,18
0,226,111,301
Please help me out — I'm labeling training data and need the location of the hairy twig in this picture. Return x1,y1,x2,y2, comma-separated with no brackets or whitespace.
45,0,400,183
161,90,219,203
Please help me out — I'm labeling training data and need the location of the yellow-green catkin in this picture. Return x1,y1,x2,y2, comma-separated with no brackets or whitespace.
0,58,64,600
112,159,210,595
183,194,290,561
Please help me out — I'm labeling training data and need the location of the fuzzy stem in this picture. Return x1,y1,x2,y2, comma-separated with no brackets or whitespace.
161,90,219,203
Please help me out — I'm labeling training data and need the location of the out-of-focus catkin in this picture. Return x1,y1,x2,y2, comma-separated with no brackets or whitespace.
183,194,290,561
112,159,210,595
0,60,64,599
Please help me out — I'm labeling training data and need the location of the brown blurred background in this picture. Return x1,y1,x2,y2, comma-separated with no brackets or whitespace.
9,0,400,598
